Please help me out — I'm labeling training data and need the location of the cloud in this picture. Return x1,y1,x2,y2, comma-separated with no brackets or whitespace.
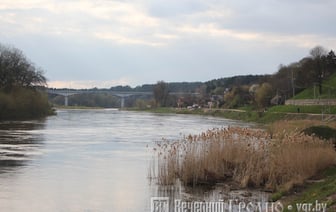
1,0,336,88
217,0,336,35
1,0,335,48
146,0,207,18
48,78,134,89
0,0,163,45
94,32,165,47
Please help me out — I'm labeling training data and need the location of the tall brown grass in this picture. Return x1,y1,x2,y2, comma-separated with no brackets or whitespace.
150,127,336,192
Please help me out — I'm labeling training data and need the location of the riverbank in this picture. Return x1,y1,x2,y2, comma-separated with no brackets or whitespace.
0,87,55,120
279,165,336,211
53,105,104,110
127,106,336,124
134,107,336,209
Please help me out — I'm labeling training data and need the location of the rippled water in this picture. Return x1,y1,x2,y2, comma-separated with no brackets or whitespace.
0,109,267,211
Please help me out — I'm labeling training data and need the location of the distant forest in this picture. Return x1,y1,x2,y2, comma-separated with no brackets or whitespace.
49,46,336,109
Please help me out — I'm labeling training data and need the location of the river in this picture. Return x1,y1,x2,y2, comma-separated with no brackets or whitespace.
0,109,268,211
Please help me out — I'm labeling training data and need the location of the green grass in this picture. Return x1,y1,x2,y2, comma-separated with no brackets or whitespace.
128,106,334,124
271,190,287,202
294,73,336,99
283,166,336,211
293,88,316,99
268,105,336,114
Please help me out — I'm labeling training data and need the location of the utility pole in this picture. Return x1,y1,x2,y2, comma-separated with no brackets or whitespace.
291,68,295,97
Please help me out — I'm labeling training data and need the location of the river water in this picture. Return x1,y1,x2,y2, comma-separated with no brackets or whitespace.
0,109,268,211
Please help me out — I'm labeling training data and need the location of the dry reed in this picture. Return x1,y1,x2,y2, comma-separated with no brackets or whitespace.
150,127,336,192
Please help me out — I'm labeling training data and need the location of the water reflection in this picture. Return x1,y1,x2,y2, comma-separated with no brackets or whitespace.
0,110,263,211
0,120,45,169
151,180,270,212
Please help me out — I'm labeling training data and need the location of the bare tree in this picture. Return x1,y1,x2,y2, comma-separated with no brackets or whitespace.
153,81,169,107
310,46,327,59
0,44,46,90
309,46,328,94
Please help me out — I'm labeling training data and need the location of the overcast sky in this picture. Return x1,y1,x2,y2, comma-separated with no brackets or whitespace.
1,0,335,88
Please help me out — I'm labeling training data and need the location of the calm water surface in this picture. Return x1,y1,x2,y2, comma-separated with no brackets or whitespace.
0,109,265,211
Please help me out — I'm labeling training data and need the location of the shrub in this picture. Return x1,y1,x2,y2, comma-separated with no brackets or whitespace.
0,86,53,120
303,125,336,141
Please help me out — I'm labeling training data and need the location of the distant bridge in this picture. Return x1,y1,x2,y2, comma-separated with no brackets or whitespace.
47,89,152,108
47,89,200,108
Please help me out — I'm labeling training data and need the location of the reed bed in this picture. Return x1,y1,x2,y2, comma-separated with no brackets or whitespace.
150,127,336,192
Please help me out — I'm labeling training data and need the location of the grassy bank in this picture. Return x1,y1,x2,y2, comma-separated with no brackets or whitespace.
268,105,336,114
127,107,264,121
128,106,336,124
293,73,336,99
281,165,336,211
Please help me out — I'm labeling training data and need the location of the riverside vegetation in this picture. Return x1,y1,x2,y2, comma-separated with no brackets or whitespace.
150,127,335,189
126,46,336,207
0,86,52,120
0,44,53,120
149,120,336,208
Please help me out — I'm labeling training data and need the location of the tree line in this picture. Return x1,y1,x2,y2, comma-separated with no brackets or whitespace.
49,45,336,109
272,46,336,98
201,46,335,108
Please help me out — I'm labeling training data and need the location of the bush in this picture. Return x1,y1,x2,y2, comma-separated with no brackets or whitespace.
303,125,336,141
134,99,147,109
0,87,53,120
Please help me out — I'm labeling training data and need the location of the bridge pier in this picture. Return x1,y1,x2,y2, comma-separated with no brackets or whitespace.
120,96,125,108
47,89,157,108
65,96,69,106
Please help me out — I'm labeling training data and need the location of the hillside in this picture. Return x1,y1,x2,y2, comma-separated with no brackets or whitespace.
293,73,336,99
205,75,267,94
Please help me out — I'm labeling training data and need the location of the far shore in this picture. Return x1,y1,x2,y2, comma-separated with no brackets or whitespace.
125,106,336,124
53,105,106,110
